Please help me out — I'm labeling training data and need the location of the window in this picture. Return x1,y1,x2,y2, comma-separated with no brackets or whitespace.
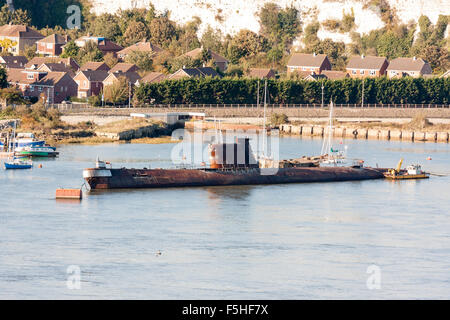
369,70,376,76
38,86,43,92
47,43,53,49
360,70,365,75
302,67,306,71
352,70,356,74
30,86,34,92
83,81,87,87
27,74,34,80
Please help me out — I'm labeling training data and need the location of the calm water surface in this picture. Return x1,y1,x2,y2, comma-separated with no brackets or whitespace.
1,136,449,299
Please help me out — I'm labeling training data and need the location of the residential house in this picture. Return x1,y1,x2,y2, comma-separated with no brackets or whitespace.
247,68,276,79
70,35,123,57
321,70,349,80
36,34,68,57
137,72,167,85
286,53,331,75
386,57,433,78
7,68,78,103
0,24,44,55
103,71,141,87
73,70,109,98
0,55,28,69
25,57,80,72
37,63,75,77
181,47,229,71
117,39,164,60
169,67,220,80
80,61,110,72
346,55,388,78
109,63,139,73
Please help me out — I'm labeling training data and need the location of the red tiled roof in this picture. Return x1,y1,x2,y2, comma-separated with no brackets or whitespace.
118,39,163,56
287,53,328,67
183,47,228,63
37,34,68,44
109,63,139,73
0,24,43,39
347,55,387,70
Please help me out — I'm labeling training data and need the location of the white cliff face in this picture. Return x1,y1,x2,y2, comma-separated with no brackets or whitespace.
89,0,449,43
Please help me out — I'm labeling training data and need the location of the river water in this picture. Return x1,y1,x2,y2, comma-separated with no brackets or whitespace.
1,136,449,299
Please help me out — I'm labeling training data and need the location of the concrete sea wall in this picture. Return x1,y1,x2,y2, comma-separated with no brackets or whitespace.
279,124,450,143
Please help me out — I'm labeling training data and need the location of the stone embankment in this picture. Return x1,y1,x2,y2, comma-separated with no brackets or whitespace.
280,124,450,143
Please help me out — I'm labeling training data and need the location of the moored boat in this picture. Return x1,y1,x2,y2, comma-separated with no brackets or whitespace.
4,157,33,169
16,146,59,157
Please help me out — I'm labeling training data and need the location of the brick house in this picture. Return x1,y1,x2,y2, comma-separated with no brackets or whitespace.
346,55,389,78
287,53,332,74
69,36,123,57
7,69,78,103
0,24,44,55
181,47,229,72
117,39,164,60
36,34,68,57
386,57,432,78
0,55,28,69
80,61,110,72
169,67,220,80
137,72,167,85
109,63,139,73
73,70,109,98
247,68,276,79
103,71,141,87
25,57,80,72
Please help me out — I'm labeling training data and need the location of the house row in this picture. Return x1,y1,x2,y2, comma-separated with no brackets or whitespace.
287,53,434,79
0,24,231,72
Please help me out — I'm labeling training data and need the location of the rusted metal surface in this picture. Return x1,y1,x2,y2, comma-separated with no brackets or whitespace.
84,166,386,190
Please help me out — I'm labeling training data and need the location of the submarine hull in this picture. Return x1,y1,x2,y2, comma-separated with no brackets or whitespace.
83,166,386,190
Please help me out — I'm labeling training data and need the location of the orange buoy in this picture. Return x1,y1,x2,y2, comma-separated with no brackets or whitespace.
38,164,43,168
55,189,82,200
427,157,432,160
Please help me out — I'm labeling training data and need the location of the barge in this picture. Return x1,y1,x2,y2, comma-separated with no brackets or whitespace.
83,138,386,190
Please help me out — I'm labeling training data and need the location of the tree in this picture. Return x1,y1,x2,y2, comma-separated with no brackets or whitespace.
228,29,269,61
0,66,8,88
77,40,103,65
258,3,300,50
103,77,129,105
0,38,17,53
88,13,122,43
22,45,37,60
122,20,150,46
60,40,79,58
11,0,84,28
149,17,177,48
103,52,119,68
125,51,153,71
200,25,224,54
0,4,31,25
169,55,202,72
419,45,449,74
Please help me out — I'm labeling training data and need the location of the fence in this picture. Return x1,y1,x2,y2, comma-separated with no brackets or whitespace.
47,103,450,111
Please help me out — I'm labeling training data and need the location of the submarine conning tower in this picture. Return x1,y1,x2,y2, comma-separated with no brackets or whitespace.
208,138,259,169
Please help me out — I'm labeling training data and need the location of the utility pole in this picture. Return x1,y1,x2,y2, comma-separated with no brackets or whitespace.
256,80,260,108
361,77,365,108
321,82,324,108
128,81,131,108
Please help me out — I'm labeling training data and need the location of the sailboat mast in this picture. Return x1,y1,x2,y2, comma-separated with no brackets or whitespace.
263,80,267,155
